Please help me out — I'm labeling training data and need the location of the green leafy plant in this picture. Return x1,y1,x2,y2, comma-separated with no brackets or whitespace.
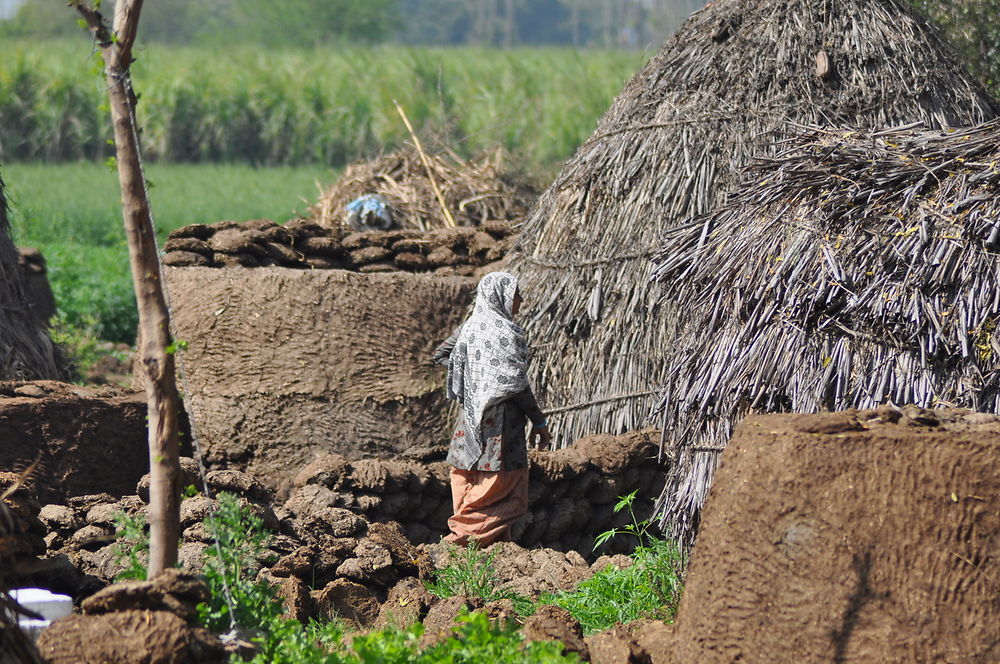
413,610,578,663
111,510,148,581
425,541,531,614
49,314,131,383
546,538,686,635
197,492,281,634
245,610,579,664
542,492,687,634
593,490,653,550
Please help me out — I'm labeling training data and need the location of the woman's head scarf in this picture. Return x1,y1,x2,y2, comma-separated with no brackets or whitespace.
447,271,530,451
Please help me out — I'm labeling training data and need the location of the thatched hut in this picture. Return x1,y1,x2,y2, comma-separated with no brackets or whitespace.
0,172,60,381
653,119,1000,539
507,0,1000,449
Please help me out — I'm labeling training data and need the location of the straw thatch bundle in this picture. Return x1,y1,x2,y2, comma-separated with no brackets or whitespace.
653,119,1000,540
0,173,60,381
310,145,537,231
507,0,1000,449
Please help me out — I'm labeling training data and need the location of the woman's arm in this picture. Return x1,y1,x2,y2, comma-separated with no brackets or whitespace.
431,326,463,366
510,387,545,427
511,387,552,450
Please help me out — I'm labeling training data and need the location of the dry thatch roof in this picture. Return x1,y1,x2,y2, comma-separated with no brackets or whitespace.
507,0,1000,450
310,145,538,231
0,173,60,381
653,119,1000,540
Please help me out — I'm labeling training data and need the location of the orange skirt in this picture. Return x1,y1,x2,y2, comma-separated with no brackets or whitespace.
445,466,529,547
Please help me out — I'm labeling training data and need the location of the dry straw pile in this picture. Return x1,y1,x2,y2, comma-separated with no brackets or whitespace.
507,0,1000,452
0,175,61,381
654,119,1000,539
310,145,538,231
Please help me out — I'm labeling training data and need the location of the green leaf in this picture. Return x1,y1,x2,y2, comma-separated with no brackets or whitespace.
612,489,638,513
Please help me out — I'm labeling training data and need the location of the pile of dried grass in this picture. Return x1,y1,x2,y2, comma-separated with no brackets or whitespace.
507,0,1000,450
0,174,61,381
653,119,1000,540
310,145,538,231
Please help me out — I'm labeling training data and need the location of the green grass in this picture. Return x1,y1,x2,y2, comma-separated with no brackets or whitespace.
0,40,646,169
425,515,687,637
545,538,686,635
3,161,331,343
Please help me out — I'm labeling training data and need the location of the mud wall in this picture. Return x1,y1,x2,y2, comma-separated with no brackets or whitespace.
669,406,1000,664
0,382,149,505
285,429,665,554
165,267,476,487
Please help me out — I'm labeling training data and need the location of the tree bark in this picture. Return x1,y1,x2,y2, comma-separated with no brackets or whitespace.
72,0,181,577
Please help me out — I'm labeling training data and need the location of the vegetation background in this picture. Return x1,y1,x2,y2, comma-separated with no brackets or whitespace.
0,0,998,356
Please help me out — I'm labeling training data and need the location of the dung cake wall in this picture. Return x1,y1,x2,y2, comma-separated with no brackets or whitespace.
165,267,476,488
0,382,149,504
287,428,665,554
669,406,1000,664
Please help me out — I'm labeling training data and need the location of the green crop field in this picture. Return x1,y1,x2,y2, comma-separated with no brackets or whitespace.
1,41,647,352
4,161,331,343
1,40,647,168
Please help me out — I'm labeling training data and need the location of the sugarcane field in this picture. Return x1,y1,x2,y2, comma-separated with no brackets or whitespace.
2,0,999,662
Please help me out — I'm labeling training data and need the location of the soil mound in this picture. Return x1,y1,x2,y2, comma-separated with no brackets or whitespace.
0,382,150,505
163,217,517,275
669,406,1000,663
310,146,537,231
38,610,226,664
164,268,476,487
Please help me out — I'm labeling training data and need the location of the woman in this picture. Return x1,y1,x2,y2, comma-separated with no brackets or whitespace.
432,271,551,546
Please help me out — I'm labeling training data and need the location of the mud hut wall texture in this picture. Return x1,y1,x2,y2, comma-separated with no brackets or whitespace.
653,120,1000,537
0,174,61,380
668,408,1000,663
165,267,476,487
508,0,1000,448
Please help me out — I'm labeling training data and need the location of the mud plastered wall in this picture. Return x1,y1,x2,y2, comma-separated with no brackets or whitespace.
165,268,476,487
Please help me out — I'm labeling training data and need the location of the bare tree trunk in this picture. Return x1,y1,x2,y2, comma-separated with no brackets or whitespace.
503,0,515,48
71,0,181,577
570,0,580,47
470,0,485,44
602,0,612,47
486,0,498,46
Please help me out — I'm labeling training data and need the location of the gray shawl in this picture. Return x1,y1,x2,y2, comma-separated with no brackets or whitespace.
447,271,530,451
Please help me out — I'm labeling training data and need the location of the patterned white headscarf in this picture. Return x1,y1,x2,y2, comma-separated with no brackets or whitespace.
447,271,530,450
